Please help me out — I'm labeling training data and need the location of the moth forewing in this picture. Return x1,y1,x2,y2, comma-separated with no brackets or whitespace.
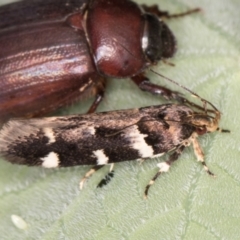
0,103,226,196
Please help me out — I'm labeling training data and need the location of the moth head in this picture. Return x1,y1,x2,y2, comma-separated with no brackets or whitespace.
188,110,221,135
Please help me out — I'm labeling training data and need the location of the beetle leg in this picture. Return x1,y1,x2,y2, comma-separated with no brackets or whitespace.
87,77,107,113
144,145,185,198
141,4,200,19
131,74,185,102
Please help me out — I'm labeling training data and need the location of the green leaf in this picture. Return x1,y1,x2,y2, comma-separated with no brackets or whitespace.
0,0,239,239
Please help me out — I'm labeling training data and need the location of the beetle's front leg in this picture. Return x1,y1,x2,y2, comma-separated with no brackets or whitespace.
131,74,184,102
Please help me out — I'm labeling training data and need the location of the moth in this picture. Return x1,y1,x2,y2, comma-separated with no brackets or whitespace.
0,92,228,197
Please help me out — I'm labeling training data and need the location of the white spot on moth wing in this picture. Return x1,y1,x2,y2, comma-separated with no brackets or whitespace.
125,126,154,158
11,215,28,230
93,149,109,165
157,162,170,172
87,126,95,135
43,128,56,144
41,152,59,168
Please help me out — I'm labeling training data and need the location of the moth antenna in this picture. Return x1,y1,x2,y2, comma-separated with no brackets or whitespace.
104,122,140,137
104,118,157,137
150,69,219,113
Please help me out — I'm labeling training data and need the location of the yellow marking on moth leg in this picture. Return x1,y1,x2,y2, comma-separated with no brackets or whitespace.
191,133,204,162
190,133,215,177
109,163,114,172
144,179,157,199
144,180,156,199
149,180,155,185
157,162,170,172
137,159,144,165
79,168,96,190
182,139,191,147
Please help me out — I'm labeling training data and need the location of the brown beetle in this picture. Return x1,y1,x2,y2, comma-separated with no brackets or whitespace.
0,0,199,122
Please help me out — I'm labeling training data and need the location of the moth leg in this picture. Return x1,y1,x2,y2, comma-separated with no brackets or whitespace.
190,133,215,177
97,163,115,188
141,4,200,19
137,159,145,165
87,77,107,114
131,74,184,102
79,165,104,190
144,145,185,199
